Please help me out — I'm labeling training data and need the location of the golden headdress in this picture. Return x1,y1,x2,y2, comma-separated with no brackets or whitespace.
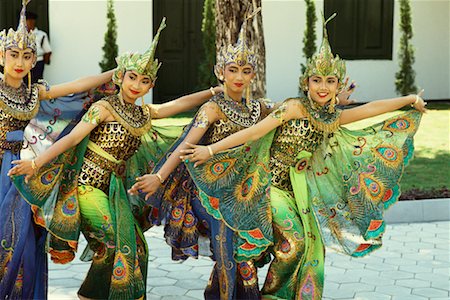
0,0,37,60
112,17,166,85
215,8,261,76
300,13,346,92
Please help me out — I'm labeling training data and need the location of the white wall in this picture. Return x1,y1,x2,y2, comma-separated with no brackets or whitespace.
45,0,449,103
262,0,450,102
46,0,153,102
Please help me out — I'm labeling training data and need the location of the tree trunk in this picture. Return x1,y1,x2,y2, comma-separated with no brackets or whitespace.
215,0,266,98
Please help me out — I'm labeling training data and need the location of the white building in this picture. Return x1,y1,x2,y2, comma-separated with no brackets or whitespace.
44,0,449,103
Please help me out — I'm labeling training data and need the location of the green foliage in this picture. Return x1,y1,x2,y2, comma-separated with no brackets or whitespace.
299,0,317,94
197,0,217,89
395,0,417,95
99,0,119,72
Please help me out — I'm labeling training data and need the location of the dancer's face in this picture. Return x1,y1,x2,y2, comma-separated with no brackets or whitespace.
2,47,35,81
120,71,154,103
223,63,255,96
308,75,339,106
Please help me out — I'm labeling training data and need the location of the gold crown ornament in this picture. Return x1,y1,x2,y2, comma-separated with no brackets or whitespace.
215,7,261,76
299,13,346,92
112,17,166,86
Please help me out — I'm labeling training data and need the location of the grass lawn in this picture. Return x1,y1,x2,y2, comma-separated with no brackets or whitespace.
155,104,449,195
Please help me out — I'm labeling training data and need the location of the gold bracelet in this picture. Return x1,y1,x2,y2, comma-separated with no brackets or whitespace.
207,146,214,157
209,87,216,96
155,173,164,184
31,159,37,170
335,96,340,105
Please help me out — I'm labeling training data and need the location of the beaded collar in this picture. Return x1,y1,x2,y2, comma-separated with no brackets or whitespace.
298,97,341,133
0,80,40,121
212,92,261,127
95,95,152,137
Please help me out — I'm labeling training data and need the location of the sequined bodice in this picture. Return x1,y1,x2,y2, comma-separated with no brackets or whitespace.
0,81,40,161
78,95,151,192
89,122,142,161
203,96,262,144
270,118,324,191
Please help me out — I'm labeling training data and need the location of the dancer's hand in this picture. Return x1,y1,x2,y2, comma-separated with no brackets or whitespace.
8,160,36,183
410,89,427,113
128,174,161,200
337,77,357,105
179,142,212,167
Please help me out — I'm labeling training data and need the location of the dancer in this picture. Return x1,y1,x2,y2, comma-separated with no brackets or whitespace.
129,9,273,300
9,18,221,299
0,0,113,298
183,14,425,300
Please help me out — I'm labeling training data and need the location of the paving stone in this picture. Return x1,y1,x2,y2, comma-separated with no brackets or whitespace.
324,266,346,275
372,250,402,259
339,282,375,292
399,264,432,274
360,275,395,286
384,258,416,266
48,269,78,280
344,269,379,278
181,257,214,267
412,287,450,298
185,289,204,299
332,259,367,269
147,276,177,287
396,278,430,288
417,259,450,268
402,252,435,261
365,262,398,272
435,254,450,262
159,263,193,272
431,280,450,290
380,270,414,280
432,267,450,275
167,271,203,280
391,295,428,300
160,296,197,300
354,256,384,265
415,272,450,282
375,285,412,296
322,288,355,299
148,269,169,278
152,286,187,296
176,279,208,290
354,292,391,300
49,278,82,289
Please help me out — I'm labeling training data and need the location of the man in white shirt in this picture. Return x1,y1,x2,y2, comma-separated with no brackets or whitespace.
26,11,52,83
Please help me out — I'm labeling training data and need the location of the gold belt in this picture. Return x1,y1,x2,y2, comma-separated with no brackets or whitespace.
84,148,126,179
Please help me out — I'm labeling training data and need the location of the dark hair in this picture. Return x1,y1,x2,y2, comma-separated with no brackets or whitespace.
25,11,38,20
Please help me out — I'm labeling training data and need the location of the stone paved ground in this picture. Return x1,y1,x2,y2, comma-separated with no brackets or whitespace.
49,221,449,300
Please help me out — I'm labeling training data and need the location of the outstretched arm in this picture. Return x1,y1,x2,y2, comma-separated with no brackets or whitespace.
38,70,114,100
182,99,304,166
8,104,109,181
151,86,222,119
128,102,220,199
340,90,426,125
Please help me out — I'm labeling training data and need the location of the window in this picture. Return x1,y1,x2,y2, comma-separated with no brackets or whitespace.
324,0,394,60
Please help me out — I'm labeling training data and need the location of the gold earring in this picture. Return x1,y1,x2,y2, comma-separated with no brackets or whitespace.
28,72,31,90
246,86,251,106
141,97,145,106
